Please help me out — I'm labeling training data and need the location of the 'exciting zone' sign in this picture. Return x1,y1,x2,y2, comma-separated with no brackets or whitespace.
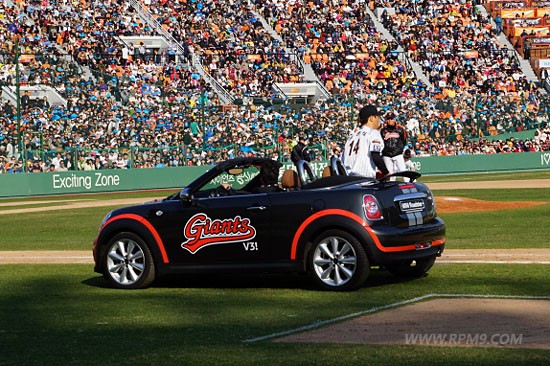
52,172,120,190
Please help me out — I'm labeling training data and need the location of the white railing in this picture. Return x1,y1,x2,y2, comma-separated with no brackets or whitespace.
128,0,234,104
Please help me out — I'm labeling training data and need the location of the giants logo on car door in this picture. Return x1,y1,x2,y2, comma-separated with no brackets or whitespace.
181,213,257,254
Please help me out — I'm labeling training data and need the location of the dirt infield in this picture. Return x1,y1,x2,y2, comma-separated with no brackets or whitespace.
0,197,163,215
439,248,550,263
436,196,546,213
276,298,550,349
0,250,94,264
425,179,550,190
1,248,550,264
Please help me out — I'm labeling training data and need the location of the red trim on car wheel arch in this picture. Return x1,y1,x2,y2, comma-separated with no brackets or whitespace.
103,214,169,263
290,209,444,260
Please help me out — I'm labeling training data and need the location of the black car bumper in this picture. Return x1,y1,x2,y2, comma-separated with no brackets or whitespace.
366,217,446,265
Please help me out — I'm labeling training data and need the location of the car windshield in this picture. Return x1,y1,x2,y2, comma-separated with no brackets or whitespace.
197,165,261,194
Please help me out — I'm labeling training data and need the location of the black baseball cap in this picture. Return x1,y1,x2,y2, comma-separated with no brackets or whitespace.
359,105,382,122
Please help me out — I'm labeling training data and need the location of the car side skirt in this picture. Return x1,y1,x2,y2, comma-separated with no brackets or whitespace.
156,262,302,276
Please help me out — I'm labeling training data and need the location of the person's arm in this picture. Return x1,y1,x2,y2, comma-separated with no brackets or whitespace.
400,125,408,142
302,146,311,161
370,131,389,176
371,151,389,175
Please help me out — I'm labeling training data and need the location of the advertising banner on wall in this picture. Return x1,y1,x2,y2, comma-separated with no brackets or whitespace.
1,154,549,197
500,8,536,18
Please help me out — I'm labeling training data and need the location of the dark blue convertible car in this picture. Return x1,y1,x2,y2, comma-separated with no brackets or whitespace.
93,157,445,291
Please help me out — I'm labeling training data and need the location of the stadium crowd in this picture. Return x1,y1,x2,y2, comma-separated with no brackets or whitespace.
377,0,533,94
0,0,549,174
256,0,419,96
141,0,304,97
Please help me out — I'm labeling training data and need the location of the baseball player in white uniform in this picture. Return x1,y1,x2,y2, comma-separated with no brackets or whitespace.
341,105,389,178
403,149,415,171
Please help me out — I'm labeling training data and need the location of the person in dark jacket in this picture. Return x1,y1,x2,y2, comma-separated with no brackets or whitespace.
380,112,408,181
21,91,31,110
290,135,310,166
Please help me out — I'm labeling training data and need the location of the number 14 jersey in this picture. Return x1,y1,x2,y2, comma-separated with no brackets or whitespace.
341,125,385,178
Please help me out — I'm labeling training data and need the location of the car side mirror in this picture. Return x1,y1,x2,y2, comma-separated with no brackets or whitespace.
179,187,193,202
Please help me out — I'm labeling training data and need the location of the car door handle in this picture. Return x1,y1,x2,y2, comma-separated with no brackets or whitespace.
247,206,267,211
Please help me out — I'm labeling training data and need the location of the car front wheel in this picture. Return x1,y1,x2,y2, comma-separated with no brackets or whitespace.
385,255,436,278
103,232,155,289
309,230,369,291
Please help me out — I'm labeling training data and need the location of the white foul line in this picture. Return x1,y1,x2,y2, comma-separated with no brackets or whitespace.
241,293,550,343
438,260,550,264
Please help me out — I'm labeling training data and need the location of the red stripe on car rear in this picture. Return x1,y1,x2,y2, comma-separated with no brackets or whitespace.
103,214,169,263
290,209,442,260
399,184,416,189
432,239,445,246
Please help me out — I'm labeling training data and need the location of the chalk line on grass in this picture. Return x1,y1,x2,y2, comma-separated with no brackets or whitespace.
241,293,550,343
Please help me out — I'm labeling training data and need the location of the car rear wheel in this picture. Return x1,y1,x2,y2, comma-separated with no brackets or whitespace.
386,255,436,278
103,232,155,289
309,230,369,291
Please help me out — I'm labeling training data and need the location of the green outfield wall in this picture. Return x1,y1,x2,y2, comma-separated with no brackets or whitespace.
1,152,549,198
0,166,209,198
409,151,550,175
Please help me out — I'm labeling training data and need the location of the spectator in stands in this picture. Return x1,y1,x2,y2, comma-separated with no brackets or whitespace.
494,14,503,35
290,135,311,166
524,39,531,60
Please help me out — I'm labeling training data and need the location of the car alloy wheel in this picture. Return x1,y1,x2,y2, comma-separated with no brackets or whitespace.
310,230,369,291
104,232,155,289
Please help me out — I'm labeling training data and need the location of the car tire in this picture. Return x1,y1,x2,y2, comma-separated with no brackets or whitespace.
308,230,370,291
103,232,155,289
386,255,436,278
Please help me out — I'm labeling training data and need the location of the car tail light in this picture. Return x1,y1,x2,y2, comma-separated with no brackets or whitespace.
427,190,436,211
415,242,432,250
363,194,383,220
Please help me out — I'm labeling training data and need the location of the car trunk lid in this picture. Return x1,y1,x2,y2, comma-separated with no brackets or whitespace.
378,182,437,227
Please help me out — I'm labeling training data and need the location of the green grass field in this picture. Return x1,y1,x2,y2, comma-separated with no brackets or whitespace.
0,264,548,366
0,171,548,365
1,186,548,251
